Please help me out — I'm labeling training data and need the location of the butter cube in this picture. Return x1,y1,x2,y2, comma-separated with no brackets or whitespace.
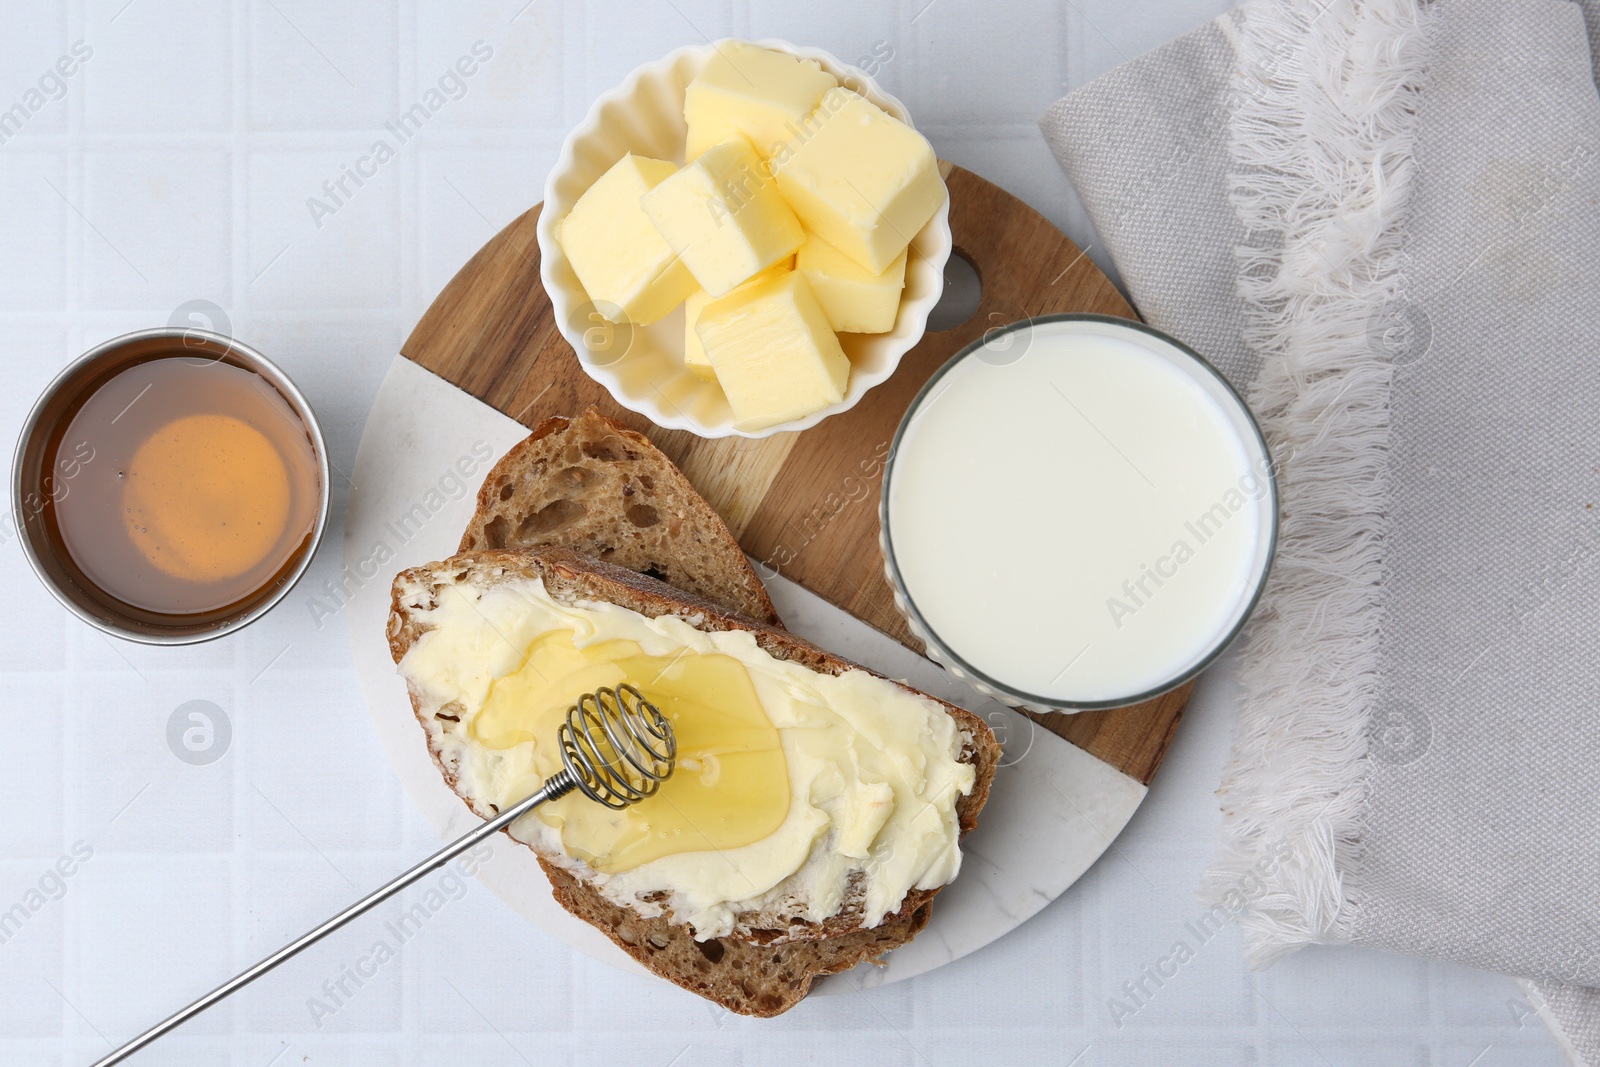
774,89,945,274
642,138,804,297
682,288,718,381
683,258,793,381
684,41,838,160
694,271,850,429
835,780,895,859
556,154,696,326
797,233,905,334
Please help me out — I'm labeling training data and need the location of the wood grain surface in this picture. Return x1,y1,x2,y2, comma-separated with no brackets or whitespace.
401,163,1191,785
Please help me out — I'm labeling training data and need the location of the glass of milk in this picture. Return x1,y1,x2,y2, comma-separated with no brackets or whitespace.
881,314,1277,713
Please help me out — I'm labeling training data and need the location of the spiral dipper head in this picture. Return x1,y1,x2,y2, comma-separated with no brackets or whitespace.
558,683,675,809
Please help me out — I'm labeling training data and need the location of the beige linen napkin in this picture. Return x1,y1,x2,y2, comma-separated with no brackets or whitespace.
1041,0,1600,1061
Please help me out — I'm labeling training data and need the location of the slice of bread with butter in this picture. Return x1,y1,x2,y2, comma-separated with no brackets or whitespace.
389,547,999,1016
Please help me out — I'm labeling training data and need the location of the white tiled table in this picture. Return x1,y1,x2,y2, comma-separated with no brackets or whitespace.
0,2,1563,1064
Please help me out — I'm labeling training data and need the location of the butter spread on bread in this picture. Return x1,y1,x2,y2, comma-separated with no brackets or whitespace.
394,556,975,940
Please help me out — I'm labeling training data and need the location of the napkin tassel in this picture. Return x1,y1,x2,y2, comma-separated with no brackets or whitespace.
1203,0,1433,967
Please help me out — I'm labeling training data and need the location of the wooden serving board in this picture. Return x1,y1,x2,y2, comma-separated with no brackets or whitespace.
401,162,1190,785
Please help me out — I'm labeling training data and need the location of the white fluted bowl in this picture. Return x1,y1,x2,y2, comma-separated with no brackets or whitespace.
538,38,952,439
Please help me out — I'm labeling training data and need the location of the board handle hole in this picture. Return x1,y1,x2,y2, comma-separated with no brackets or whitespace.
926,249,982,333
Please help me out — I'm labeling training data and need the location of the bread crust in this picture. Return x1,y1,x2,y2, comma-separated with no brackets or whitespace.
388,547,1000,1015
457,408,780,626
540,858,934,1017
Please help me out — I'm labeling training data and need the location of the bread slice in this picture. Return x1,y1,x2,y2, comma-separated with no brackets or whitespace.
389,547,1000,1016
458,408,780,626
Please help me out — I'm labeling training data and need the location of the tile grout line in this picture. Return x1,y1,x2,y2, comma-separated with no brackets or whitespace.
232,0,248,320
403,2,422,1049
398,3,418,1053
398,6,420,1052
60,0,88,1048
66,0,85,363
398,0,418,338
228,0,248,1043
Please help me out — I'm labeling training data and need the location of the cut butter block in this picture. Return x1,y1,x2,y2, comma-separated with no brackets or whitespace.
682,288,718,381
683,257,793,381
556,154,696,326
774,88,945,274
797,232,906,334
694,271,850,430
642,138,804,297
684,41,838,160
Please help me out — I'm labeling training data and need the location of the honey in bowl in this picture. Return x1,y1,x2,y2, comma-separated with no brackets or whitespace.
46,355,322,618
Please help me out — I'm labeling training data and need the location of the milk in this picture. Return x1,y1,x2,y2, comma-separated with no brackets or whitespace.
884,317,1274,706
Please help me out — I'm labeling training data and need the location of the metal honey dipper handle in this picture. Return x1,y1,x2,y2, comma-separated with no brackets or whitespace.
92,685,675,1067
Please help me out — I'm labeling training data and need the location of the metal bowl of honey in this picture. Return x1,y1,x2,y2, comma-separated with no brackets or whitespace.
12,328,329,644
